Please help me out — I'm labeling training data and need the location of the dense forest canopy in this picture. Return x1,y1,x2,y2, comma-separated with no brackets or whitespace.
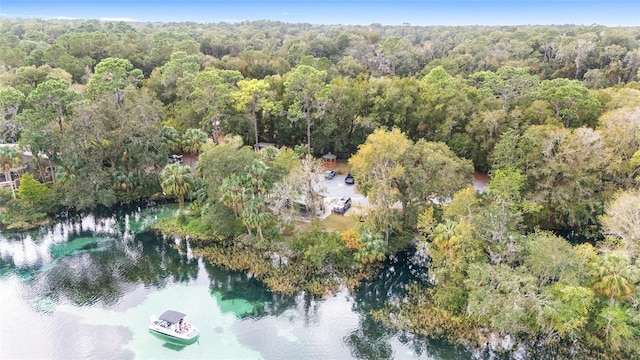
1,18,640,358
1,20,638,161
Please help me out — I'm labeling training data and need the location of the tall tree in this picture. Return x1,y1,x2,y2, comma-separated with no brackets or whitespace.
56,90,165,209
0,86,25,143
349,127,411,243
370,76,424,140
537,78,602,128
26,78,80,133
475,168,529,265
297,154,325,218
284,65,329,154
86,57,143,107
469,66,539,112
418,66,460,141
233,78,277,147
190,68,243,142
600,189,640,257
395,140,473,224
597,106,640,188
323,76,372,155
493,125,613,234
147,51,200,104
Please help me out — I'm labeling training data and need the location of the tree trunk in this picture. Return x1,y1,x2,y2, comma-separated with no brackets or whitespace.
553,103,561,119
36,161,45,183
306,114,312,155
253,111,259,147
49,158,56,182
305,97,312,154
115,88,124,109
5,170,15,199
384,222,390,245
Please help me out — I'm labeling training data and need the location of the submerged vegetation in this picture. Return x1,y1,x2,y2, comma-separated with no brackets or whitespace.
1,18,640,358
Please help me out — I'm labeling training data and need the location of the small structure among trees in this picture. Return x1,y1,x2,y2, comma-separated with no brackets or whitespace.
321,153,337,168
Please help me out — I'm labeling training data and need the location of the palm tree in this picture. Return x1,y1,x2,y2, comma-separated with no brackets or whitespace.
220,174,248,217
354,229,386,264
433,219,461,257
245,159,268,197
241,197,271,241
0,145,22,199
241,159,270,240
161,125,181,154
592,253,638,307
161,163,194,216
181,128,208,167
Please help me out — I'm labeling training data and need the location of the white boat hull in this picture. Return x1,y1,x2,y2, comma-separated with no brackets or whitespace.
149,319,199,344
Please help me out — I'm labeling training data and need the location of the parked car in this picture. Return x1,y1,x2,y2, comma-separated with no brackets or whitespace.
324,170,336,179
333,197,352,214
168,154,183,164
345,172,355,185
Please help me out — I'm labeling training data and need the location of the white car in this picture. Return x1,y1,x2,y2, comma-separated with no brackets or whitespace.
324,170,336,179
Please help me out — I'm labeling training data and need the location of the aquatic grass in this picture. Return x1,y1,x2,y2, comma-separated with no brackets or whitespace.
160,207,385,296
262,275,297,295
49,237,115,259
151,217,221,243
211,291,257,317
193,238,381,297
120,205,179,233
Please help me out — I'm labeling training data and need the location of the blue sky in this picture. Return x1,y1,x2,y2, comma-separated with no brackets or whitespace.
1,0,638,26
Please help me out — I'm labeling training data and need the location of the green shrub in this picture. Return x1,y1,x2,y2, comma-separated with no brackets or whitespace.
18,174,50,208
185,217,211,234
290,222,350,270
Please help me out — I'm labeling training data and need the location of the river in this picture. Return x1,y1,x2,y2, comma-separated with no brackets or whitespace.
0,204,472,359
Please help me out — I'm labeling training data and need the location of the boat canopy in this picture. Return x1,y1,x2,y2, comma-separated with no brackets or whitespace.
158,310,186,324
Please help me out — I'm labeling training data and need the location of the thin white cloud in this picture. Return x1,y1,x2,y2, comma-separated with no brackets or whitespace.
99,17,138,22
47,16,78,20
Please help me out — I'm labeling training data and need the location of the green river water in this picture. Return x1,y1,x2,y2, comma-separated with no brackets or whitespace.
0,204,472,359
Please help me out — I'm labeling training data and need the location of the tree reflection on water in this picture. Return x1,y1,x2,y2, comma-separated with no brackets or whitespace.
0,203,471,359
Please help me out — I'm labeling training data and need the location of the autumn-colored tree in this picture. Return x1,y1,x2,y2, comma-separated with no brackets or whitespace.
349,128,411,243
600,189,640,257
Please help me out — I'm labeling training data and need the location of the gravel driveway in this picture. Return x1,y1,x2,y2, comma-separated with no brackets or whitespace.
317,173,368,216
